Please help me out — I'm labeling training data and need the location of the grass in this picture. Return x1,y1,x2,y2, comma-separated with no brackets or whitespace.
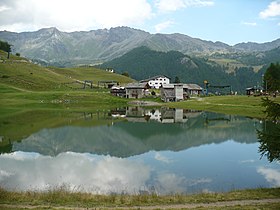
168,95,280,119
0,187,279,209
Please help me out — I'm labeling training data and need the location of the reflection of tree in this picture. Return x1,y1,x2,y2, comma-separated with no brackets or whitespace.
261,97,280,121
257,98,280,162
258,121,280,162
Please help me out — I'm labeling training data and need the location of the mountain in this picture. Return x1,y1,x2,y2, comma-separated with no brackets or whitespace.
100,46,266,92
1,26,279,66
234,39,280,52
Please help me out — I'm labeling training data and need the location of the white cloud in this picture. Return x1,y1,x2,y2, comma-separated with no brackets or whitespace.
0,0,153,32
260,1,280,19
257,166,280,187
241,21,257,26
155,20,175,33
155,0,214,13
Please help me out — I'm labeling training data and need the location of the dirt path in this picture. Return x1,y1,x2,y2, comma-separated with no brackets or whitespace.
1,198,280,209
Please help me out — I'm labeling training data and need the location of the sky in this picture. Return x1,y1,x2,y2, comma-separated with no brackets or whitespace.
0,0,279,45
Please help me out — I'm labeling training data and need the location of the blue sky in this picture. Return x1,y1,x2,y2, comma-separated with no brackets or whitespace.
0,0,279,45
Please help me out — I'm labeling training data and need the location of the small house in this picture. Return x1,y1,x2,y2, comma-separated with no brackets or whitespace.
140,75,170,89
161,84,184,102
125,82,150,99
183,84,203,97
246,87,263,96
110,85,126,97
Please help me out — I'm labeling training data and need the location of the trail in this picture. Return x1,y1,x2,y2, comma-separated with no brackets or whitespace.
1,198,280,209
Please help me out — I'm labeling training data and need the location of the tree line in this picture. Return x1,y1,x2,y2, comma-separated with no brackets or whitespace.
0,40,11,59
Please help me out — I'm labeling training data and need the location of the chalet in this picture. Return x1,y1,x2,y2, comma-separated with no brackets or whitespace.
161,83,203,102
125,82,150,99
110,85,126,97
246,87,263,95
161,84,184,102
140,75,170,89
183,84,203,96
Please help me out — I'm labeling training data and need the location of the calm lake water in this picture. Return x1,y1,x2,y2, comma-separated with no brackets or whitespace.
0,107,280,195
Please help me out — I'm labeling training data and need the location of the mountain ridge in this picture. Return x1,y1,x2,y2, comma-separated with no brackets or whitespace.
0,26,279,66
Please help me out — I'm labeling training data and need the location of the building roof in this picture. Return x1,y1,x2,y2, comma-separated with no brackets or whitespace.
162,83,184,89
162,83,202,90
183,84,203,90
125,82,149,89
140,75,171,83
111,85,125,90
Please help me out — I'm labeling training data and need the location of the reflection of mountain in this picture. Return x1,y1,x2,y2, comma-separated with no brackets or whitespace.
13,111,261,157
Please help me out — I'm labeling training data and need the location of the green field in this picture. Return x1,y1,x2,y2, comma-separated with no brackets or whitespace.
168,95,280,119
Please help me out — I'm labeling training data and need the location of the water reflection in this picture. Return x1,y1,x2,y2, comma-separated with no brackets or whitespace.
8,108,261,157
1,141,280,195
257,98,280,162
1,107,280,194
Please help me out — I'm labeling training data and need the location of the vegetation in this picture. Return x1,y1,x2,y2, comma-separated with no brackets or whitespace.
0,40,11,58
168,95,280,119
257,97,280,162
0,187,279,209
264,63,280,92
99,46,267,92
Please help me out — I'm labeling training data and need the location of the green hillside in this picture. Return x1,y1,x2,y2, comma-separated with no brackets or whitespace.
0,50,133,92
99,46,267,93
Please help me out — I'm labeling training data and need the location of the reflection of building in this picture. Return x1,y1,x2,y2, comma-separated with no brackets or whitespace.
140,75,170,89
125,107,150,122
146,109,161,122
123,107,201,124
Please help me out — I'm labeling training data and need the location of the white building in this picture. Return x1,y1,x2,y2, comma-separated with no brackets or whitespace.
140,75,170,89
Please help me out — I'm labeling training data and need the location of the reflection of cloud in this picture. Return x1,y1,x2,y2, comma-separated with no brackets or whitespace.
187,178,212,186
156,172,186,193
0,152,150,194
240,159,255,164
257,167,280,187
155,152,172,163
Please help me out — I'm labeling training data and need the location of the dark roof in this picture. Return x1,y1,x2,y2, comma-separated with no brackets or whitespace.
184,84,203,90
125,83,149,89
162,83,202,90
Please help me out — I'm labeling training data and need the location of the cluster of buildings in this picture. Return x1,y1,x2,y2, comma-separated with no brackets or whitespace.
110,75,203,102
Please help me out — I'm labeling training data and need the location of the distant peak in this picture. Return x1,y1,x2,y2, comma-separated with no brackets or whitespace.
39,27,60,33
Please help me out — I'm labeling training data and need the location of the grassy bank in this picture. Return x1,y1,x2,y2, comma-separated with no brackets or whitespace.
0,187,280,209
168,95,280,119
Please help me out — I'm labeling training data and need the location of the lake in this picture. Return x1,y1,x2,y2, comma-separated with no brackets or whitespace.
0,107,279,195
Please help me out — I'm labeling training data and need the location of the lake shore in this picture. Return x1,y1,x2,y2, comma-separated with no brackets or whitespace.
1,187,280,210
2,91,279,119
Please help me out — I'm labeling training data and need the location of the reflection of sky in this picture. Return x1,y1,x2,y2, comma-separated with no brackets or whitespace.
1,140,280,194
